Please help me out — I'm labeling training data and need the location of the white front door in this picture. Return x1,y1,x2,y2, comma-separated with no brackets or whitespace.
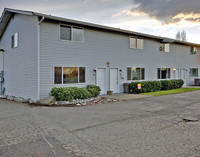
180,68,186,85
110,68,118,93
174,68,180,79
96,68,106,95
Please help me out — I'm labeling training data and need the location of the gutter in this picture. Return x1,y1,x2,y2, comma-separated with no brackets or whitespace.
33,13,200,47
37,16,45,100
1,8,200,47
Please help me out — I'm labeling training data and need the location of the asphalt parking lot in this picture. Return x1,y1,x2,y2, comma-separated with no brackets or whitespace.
1,91,200,157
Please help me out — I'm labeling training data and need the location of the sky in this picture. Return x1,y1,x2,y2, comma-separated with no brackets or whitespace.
0,0,200,43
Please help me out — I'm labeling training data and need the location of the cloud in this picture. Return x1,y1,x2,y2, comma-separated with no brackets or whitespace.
132,0,200,25
0,0,200,43
111,9,147,19
83,0,89,3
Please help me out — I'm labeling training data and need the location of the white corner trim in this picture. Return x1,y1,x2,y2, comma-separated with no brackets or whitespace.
37,16,45,100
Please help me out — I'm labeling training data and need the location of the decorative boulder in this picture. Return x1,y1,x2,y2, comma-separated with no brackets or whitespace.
39,96,56,105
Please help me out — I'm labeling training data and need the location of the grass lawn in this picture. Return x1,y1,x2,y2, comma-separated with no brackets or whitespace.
141,88,200,96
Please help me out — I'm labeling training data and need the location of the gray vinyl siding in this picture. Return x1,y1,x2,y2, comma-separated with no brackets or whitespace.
39,21,199,98
0,14,38,100
0,13,199,100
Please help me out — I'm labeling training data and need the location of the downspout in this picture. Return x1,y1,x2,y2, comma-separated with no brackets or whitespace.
37,16,45,100
1,49,5,95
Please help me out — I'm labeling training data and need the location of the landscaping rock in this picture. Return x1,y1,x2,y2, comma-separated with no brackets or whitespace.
7,96,15,101
94,100,98,103
1,95,7,99
34,96,119,107
82,102,87,106
29,100,34,104
106,98,112,102
12,97,30,103
39,96,56,105
55,101,62,105
89,98,94,101
62,101,70,105
14,97,24,103
22,99,30,103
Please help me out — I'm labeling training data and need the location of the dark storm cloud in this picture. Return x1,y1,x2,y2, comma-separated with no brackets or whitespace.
132,0,200,24
0,0,131,24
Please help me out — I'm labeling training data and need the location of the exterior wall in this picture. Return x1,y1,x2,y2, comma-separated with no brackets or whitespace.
39,21,200,98
0,14,38,100
170,45,200,85
0,14,199,100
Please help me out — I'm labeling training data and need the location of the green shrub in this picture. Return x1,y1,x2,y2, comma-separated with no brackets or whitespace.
86,85,101,97
50,87,91,101
129,81,161,93
70,87,92,100
50,85,101,101
129,79,184,94
176,79,184,88
161,79,184,90
160,80,173,90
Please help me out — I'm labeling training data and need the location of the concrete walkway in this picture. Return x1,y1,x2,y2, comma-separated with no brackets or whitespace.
102,86,200,100
101,93,152,100
185,85,200,88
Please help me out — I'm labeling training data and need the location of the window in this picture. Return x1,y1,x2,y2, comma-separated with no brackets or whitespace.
157,68,171,79
191,47,198,55
54,67,85,84
130,37,143,49
60,25,84,42
160,43,170,52
54,67,62,84
72,27,84,42
189,68,198,77
60,25,71,40
63,67,78,84
11,32,18,48
79,67,85,83
127,68,145,80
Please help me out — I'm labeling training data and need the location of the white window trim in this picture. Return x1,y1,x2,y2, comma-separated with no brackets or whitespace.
130,36,144,49
71,27,84,43
189,68,199,78
53,66,86,85
157,68,171,80
11,32,19,48
127,67,145,81
160,43,170,52
59,24,71,41
59,24,84,43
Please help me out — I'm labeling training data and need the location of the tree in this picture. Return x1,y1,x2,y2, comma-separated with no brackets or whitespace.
176,31,181,40
175,30,187,41
181,30,187,41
